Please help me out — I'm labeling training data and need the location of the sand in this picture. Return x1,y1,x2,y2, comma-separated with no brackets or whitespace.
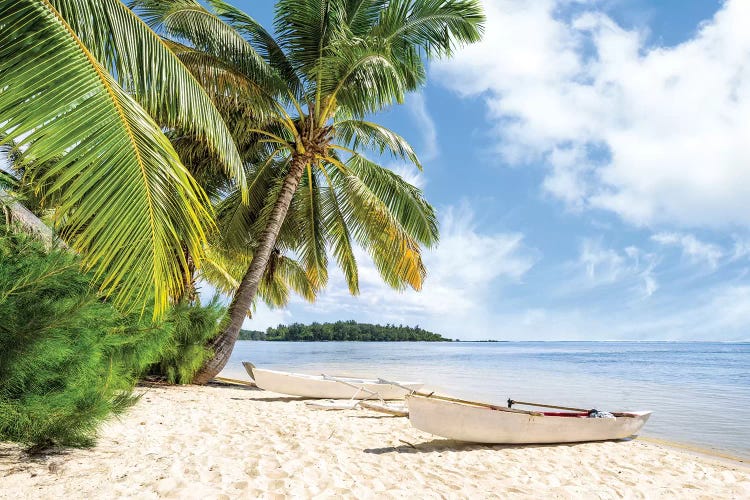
1,383,748,499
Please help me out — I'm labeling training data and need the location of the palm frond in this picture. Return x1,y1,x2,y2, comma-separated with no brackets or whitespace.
375,0,485,57
276,254,318,302
318,171,359,294
274,0,345,79
51,0,246,189
343,153,438,246
202,246,316,305
164,39,277,121
132,0,279,93
343,0,383,37
206,0,303,97
330,155,434,290
317,37,407,118
0,0,211,315
214,156,286,250
291,165,329,288
334,119,421,169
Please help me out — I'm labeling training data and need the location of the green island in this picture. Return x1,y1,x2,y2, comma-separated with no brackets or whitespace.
240,320,451,342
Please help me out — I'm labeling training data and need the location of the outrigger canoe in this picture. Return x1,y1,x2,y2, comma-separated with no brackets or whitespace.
243,362,423,400
406,394,651,444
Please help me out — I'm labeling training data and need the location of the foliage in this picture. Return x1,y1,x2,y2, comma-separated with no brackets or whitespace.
201,242,318,309
239,320,449,342
134,0,484,381
132,0,486,294
145,298,226,384
0,228,158,447
0,0,245,316
0,224,227,447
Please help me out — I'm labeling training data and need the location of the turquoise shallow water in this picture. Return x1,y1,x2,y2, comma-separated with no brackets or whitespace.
220,341,750,459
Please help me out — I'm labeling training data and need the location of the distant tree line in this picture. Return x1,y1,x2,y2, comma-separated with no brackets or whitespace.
239,320,451,342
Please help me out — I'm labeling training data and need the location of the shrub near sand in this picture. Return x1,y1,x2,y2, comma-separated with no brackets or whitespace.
0,227,225,448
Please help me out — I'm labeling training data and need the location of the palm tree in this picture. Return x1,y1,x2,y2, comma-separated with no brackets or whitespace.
0,0,259,315
134,0,484,383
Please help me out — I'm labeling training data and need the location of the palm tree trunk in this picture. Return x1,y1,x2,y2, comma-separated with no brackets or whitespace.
192,154,308,384
180,244,197,304
0,189,66,249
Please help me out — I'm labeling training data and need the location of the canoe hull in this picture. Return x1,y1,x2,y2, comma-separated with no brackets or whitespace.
244,364,422,400
407,395,651,444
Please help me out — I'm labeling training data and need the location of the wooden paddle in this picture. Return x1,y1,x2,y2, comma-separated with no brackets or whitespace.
508,399,637,418
412,393,545,416
508,399,590,412
374,378,544,416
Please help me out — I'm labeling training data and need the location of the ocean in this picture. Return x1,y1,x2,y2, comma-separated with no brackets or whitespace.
220,341,750,459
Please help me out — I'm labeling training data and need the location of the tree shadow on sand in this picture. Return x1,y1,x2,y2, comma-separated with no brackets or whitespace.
205,381,260,391
248,396,308,403
0,442,72,477
363,439,626,455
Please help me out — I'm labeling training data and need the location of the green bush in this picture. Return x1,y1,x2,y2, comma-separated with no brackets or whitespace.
145,296,225,384
0,230,153,447
0,227,225,448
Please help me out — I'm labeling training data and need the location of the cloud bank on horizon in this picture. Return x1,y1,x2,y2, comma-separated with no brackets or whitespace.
246,0,750,341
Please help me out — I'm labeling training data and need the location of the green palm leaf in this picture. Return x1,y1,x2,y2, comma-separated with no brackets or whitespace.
317,37,407,117
164,39,274,118
290,166,329,288
319,177,359,294
274,0,344,78
343,153,438,246
376,0,485,56
202,246,316,305
334,119,422,169
206,0,303,97
0,0,211,315
49,0,245,190
329,155,435,290
131,0,278,95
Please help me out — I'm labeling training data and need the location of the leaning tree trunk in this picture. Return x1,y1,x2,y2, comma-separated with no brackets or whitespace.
192,154,309,384
0,189,67,249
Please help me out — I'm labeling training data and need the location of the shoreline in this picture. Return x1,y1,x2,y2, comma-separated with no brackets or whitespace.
639,435,748,467
218,378,750,466
2,383,749,498
225,341,750,459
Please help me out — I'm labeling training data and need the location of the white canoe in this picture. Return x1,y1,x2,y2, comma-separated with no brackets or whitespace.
243,362,422,400
406,394,651,444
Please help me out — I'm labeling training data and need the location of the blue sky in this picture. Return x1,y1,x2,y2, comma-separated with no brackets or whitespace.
225,0,750,341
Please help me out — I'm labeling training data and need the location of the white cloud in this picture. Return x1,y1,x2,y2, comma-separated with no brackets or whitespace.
579,238,625,284
390,162,426,190
434,0,750,228
492,283,750,340
573,239,658,298
643,274,658,297
612,284,750,340
286,202,537,337
651,232,724,268
731,235,750,261
242,302,293,332
406,92,439,161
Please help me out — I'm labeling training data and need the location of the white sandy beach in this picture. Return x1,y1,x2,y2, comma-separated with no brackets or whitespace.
1,383,748,499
